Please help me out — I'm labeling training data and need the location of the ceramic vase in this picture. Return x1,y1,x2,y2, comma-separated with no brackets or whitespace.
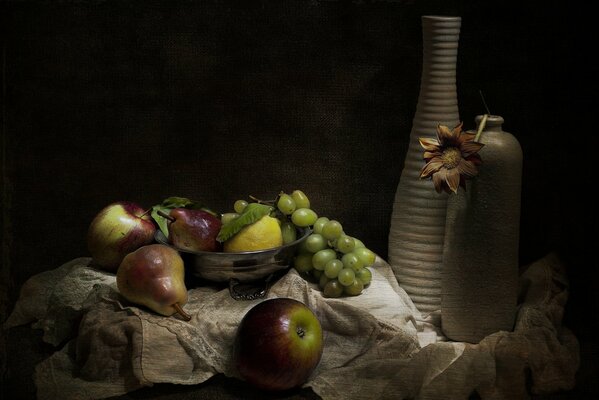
388,15,461,314
441,115,522,343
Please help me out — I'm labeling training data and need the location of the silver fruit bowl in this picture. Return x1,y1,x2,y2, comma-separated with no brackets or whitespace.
154,227,311,283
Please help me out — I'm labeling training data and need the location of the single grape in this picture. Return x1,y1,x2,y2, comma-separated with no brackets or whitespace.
311,269,323,280
353,237,366,249
324,259,344,279
281,221,297,244
356,267,372,286
297,238,312,254
319,273,330,289
323,280,343,298
277,193,296,215
293,253,314,273
338,268,356,286
354,247,376,267
336,234,355,254
322,220,343,240
234,199,248,214
313,217,330,235
344,279,364,296
291,208,318,227
291,190,310,209
304,233,328,253
312,249,337,270
341,252,364,271
220,212,239,224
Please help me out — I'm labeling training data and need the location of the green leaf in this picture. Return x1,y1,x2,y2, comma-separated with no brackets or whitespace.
161,196,219,216
151,205,173,237
162,196,196,209
217,203,273,243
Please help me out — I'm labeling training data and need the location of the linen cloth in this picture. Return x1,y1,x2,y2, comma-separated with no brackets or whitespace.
4,253,578,399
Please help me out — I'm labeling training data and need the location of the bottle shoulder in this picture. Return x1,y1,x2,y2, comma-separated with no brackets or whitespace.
478,130,523,165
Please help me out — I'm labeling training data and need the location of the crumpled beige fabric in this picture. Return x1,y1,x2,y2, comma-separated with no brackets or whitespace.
4,253,579,400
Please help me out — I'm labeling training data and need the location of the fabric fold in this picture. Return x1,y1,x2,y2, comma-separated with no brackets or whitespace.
4,253,579,400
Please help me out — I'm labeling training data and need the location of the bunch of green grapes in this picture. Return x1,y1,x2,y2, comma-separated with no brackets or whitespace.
275,190,377,298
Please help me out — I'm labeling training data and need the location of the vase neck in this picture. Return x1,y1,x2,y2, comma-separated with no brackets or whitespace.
421,16,461,67
414,16,461,130
421,15,462,34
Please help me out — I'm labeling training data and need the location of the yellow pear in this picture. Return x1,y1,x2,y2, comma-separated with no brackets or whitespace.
116,244,191,320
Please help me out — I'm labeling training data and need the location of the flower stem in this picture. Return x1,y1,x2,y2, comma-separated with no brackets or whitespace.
479,90,491,115
474,114,489,142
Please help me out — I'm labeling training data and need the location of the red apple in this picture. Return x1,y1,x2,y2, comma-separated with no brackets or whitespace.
87,201,156,271
234,298,324,391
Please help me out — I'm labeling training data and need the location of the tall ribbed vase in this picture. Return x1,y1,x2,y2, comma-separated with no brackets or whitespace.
388,16,461,315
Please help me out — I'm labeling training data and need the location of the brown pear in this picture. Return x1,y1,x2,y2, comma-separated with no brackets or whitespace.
168,208,222,252
116,244,191,320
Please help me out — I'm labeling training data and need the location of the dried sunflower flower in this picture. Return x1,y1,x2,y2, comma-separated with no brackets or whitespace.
419,122,484,194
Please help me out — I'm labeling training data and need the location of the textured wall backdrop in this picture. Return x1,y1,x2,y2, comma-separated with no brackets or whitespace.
1,1,597,397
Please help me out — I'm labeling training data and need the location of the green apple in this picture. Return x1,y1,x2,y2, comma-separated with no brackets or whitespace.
87,201,156,271
234,298,324,391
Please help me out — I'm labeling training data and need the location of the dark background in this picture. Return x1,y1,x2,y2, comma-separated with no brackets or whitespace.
1,0,597,399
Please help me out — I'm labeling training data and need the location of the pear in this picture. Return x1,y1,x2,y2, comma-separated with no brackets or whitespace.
165,208,222,252
116,244,191,320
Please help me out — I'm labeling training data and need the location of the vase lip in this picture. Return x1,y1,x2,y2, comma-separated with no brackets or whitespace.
422,15,461,21
475,114,504,127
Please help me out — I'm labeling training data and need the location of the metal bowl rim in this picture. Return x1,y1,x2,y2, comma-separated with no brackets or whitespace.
154,227,311,256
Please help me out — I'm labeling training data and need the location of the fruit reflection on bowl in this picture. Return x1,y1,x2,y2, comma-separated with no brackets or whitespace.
154,228,311,282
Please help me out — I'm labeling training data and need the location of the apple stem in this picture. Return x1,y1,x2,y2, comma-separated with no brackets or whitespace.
140,208,153,218
157,209,176,222
173,303,191,321
296,327,305,338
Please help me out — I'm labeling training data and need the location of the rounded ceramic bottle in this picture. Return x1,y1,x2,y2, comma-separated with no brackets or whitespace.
441,115,522,343
388,15,461,315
